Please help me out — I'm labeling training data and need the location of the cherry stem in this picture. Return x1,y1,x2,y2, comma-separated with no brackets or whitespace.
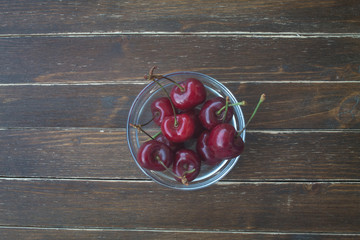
179,168,195,185
146,66,179,127
153,80,179,127
182,168,195,175
216,99,247,116
156,157,189,185
145,66,185,91
238,93,266,136
129,123,154,140
152,130,162,139
140,116,155,127
221,96,230,122
161,76,185,92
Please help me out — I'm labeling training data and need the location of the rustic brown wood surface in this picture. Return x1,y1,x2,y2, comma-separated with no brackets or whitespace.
1,130,360,180
0,83,359,129
1,228,359,240
0,0,359,239
1,37,360,83
1,0,360,34
0,180,359,232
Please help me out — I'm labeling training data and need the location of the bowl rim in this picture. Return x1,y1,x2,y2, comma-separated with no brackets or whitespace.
126,71,246,190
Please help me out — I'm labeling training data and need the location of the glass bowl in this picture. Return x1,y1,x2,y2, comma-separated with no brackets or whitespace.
127,71,245,190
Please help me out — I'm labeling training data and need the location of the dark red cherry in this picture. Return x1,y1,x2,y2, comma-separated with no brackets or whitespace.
170,78,206,110
173,149,201,183
161,113,195,143
151,97,174,126
155,133,184,152
137,140,174,171
196,130,222,165
199,97,234,130
208,123,244,160
185,108,204,138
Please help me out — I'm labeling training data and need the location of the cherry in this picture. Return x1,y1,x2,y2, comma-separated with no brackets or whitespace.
155,133,184,152
161,113,195,143
207,123,245,160
173,149,201,184
137,140,174,171
146,66,181,128
151,97,174,126
207,93,266,160
199,97,234,130
170,78,206,110
185,108,204,138
196,130,222,165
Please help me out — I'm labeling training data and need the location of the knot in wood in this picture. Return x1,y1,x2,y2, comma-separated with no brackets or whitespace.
337,93,360,126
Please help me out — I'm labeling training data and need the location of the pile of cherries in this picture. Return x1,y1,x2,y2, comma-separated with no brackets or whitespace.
131,67,265,185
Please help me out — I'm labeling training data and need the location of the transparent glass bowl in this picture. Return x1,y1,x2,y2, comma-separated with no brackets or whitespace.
127,71,245,190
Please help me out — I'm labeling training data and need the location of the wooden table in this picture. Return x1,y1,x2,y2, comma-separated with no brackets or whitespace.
1,1,360,239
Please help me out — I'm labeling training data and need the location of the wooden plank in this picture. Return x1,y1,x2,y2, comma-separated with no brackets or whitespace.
0,129,140,179
226,131,360,180
1,129,359,180
1,228,359,240
1,36,360,84
0,83,359,129
0,85,136,128
0,180,359,232
1,0,359,34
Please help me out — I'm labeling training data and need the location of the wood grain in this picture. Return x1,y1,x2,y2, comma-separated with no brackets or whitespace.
1,1,359,238
1,36,360,84
1,129,359,181
0,83,359,129
1,228,359,240
0,180,359,232
1,0,359,34
228,131,360,180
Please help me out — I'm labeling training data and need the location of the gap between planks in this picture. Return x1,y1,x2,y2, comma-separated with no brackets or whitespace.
0,127,359,134
0,80,359,86
0,177,359,184
0,31,360,39
0,226,359,236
